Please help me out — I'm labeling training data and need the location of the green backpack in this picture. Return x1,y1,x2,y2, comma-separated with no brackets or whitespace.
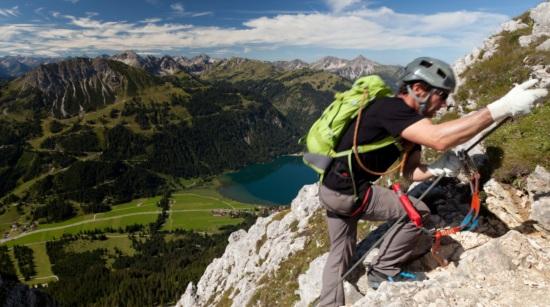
303,75,396,178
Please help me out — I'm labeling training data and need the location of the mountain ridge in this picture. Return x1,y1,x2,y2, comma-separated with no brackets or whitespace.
0,52,401,83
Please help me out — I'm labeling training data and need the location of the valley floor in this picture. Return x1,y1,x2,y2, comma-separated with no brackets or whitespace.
0,185,262,286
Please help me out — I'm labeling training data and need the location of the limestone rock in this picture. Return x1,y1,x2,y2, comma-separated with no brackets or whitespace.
176,184,322,307
519,2,550,47
501,19,529,32
531,64,550,88
295,253,327,307
178,283,197,307
484,179,525,228
527,166,550,231
536,38,550,51
352,230,550,307
294,253,366,307
452,19,528,84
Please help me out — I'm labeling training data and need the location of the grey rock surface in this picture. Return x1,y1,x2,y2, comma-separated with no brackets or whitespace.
176,184,322,307
453,18,528,83
352,230,550,307
484,179,526,229
520,2,550,48
528,166,550,231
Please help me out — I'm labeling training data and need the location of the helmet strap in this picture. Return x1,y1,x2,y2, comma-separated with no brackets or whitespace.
406,85,434,115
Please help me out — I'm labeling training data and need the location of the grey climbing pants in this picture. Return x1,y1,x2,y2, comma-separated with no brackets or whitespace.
317,184,431,307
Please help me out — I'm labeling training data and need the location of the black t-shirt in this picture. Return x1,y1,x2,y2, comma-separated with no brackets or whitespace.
323,96,424,195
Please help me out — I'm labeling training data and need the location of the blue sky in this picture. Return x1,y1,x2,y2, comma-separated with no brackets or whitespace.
0,0,544,65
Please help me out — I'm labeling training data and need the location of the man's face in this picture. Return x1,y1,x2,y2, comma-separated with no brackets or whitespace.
423,89,449,117
410,83,449,117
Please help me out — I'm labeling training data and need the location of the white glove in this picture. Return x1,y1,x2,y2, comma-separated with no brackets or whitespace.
487,79,548,121
427,152,462,177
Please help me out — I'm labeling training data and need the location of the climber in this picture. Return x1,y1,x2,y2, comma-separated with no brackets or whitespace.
317,56,548,307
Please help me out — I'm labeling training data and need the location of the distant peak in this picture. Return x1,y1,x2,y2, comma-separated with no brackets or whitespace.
351,55,379,65
116,50,141,59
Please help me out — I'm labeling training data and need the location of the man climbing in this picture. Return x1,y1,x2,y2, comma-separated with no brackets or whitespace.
317,57,548,307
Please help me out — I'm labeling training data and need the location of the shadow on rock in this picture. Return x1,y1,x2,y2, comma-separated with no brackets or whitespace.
348,175,517,285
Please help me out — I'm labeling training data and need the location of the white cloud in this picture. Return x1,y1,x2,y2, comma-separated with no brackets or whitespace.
171,3,185,17
0,6,20,17
170,3,211,18
141,18,163,23
64,0,80,4
325,0,361,13
192,12,213,17
0,8,509,60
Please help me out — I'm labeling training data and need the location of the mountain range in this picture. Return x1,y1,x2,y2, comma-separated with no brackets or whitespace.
0,51,401,83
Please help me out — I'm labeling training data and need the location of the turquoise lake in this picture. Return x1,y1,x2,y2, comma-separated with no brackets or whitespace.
218,155,318,205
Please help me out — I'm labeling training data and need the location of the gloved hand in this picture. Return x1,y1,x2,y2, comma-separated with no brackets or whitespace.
487,79,548,121
427,152,462,177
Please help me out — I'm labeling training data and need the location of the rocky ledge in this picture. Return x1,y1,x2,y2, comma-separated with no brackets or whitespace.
178,165,550,307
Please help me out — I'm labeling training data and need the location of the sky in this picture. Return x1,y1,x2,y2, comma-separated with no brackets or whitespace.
0,0,545,65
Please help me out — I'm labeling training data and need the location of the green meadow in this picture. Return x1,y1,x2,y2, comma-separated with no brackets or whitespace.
0,186,261,285
4,197,162,247
162,188,257,231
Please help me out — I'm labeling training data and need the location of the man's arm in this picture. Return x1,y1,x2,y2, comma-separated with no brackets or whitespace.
401,108,494,151
402,79,547,151
402,150,434,181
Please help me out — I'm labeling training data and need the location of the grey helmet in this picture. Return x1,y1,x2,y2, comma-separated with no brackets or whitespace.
399,57,456,92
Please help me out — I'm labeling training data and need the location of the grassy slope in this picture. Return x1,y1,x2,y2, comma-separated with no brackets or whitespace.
454,13,550,182
64,235,135,256
163,188,257,232
200,58,280,81
0,206,20,234
24,80,191,151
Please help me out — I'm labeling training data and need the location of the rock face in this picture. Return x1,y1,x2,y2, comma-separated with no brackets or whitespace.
519,2,550,48
454,1,550,90
528,166,550,231
453,18,528,86
351,230,550,307
110,51,218,76
177,184,322,307
309,55,402,84
18,58,153,118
